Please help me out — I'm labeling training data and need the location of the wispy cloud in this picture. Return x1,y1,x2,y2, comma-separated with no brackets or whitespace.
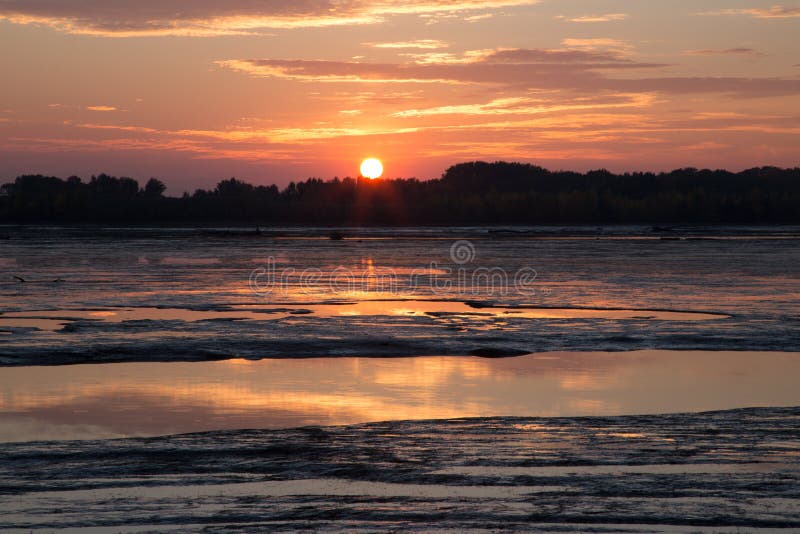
562,38,633,54
685,48,764,56
464,13,494,22
0,0,539,37
46,103,119,112
393,97,529,117
216,59,455,84
391,93,655,117
368,40,448,50
400,47,613,66
400,49,497,65
217,47,800,98
252,126,420,143
216,47,662,90
8,106,800,172
698,5,800,18
557,13,628,23
75,123,158,134
73,122,419,144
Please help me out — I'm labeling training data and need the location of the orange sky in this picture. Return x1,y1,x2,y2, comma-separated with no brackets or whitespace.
1,1,799,192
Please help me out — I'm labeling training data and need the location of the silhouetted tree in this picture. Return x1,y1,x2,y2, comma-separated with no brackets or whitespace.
143,178,166,197
1,163,798,224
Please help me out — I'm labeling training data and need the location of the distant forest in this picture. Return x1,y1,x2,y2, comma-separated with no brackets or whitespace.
1,162,798,225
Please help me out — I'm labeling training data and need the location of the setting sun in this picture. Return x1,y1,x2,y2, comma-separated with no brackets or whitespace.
360,158,383,180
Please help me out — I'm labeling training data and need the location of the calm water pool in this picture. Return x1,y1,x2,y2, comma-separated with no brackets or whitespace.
1,350,798,442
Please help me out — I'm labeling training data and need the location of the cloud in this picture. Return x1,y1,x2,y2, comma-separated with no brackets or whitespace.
249,126,420,143
368,40,448,50
391,93,656,117
73,121,419,144
557,13,628,23
401,47,635,66
477,48,633,63
216,48,663,91
75,123,158,134
217,59,456,84
417,9,496,25
464,13,494,22
562,38,633,54
3,118,419,164
2,134,301,162
400,49,496,65
217,47,800,97
698,5,800,18
608,77,800,97
8,106,800,171
685,48,764,56
47,103,119,111
0,0,539,37
52,114,746,154
683,141,731,151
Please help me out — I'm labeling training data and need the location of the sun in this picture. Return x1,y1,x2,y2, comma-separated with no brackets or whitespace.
360,158,383,180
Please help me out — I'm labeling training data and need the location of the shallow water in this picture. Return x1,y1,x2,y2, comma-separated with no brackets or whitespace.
1,350,798,443
0,301,727,332
1,225,798,364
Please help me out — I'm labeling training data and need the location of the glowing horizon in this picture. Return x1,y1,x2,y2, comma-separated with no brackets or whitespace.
1,1,799,193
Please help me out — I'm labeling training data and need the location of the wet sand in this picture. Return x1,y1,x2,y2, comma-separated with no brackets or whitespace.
1,407,799,531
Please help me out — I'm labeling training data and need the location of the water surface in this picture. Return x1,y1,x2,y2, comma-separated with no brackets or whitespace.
1,350,798,442
2,226,798,364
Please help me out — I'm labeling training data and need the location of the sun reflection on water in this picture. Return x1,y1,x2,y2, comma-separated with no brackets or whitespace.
0,351,798,442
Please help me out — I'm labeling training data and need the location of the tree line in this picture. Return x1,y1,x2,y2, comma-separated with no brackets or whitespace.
1,162,798,224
